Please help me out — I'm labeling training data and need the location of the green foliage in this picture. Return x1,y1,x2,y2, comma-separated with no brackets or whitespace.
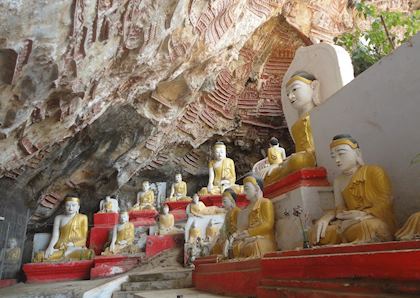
335,2,420,75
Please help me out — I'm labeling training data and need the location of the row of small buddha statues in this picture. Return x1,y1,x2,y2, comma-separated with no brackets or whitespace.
30,72,420,265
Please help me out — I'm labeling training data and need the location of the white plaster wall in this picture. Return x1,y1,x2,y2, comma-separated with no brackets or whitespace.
310,33,420,224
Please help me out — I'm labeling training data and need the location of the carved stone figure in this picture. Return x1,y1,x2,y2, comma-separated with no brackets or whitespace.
102,211,139,255
33,196,94,262
130,181,156,211
167,173,191,201
99,195,119,213
187,194,225,217
311,135,396,245
232,176,276,258
159,204,183,235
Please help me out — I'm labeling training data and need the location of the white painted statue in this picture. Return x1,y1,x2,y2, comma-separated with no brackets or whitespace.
167,173,191,201
99,195,119,213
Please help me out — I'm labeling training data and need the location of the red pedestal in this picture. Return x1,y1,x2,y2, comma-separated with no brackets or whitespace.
193,240,420,298
93,212,119,226
263,167,330,199
145,234,184,258
23,260,94,283
90,255,141,279
171,209,187,222
193,256,261,297
165,195,249,211
89,226,112,255
0,279,17,288
165,201,190,211
128,210,158,227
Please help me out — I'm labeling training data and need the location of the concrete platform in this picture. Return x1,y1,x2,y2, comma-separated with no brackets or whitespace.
132,288,228,298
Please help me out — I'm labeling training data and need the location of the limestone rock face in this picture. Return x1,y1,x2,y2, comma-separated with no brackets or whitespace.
0,0,410,222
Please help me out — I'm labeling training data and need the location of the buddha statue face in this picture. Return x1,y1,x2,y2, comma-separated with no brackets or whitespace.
142,181,150,191
222,196,234,210
330,144,362,174
8,238,17,249
105,196,111,202
163,205,169,214
119,212,129,224
244,182,259,202
64,200,80,215
286,80,315,111
175,174,182,183
193,194,199,204
214,146,227,161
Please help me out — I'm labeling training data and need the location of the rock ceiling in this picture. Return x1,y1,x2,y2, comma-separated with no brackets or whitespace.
0,0,412,223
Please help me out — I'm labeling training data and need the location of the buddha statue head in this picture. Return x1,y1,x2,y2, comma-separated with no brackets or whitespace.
222,188,237,210
64,196,80,215
142,181,150,191
192,193,200,204
175,173,182,183
286,72,320,115
105,196,111,202
330,134,364,175
269,137,279,148
243,175,263,203
163,204,170,215
7,237,18,249
213,142,227,161
119,211,129,224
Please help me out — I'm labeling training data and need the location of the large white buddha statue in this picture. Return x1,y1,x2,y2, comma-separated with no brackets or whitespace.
199,142,243,195
33,196,94,262
264,73,319,185
311,134,396,245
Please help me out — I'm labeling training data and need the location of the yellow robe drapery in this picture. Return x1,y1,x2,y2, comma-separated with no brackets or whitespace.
264,114,316,185
212,206,240,255
131,190,155,210
189,201,222,216
102,222,137,255
33,214,93,262
318,165,396,245
395,211,420,240
233,198,276,258
268,147,284,165
210,158,236,187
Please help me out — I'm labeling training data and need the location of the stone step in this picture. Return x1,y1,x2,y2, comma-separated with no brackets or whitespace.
121,276,193,292
112,290,141,298
128,269,191,282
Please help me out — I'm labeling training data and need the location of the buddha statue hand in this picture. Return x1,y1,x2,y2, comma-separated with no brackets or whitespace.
336,210,368,220
314,212,335,244
45,246,57,259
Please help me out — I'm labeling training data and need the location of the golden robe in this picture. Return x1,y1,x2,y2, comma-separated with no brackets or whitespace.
189,227,201,243
206,226,219,241
33,214,93,262
395,212,420,240
100,201,114,213
102,222,138,255
159,213,182,235
189,201,222,216
264,114,316,185
233,198,276,258
212,207,240,255
131,190,155,210
317,165,396,245
267,147,284,165
168,182,191,201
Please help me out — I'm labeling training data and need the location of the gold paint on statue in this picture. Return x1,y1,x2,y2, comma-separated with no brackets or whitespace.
395,211,420,240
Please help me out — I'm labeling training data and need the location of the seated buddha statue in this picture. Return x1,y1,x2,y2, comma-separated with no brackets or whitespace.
188,220,201,243
199,142,243,195
395,212,420,240
167,173,191,202
212,189,241,256
205,218,219,242
130,181,156,211
33,196,94,262
102,211,139,255
231,175,276,259
4,238,21,263
187,194,225,217
99,195,119,213
311,135,396,245
159,204,183,235
264,73,319,186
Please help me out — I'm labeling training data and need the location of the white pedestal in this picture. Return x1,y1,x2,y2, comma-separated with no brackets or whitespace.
272,186,334,250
